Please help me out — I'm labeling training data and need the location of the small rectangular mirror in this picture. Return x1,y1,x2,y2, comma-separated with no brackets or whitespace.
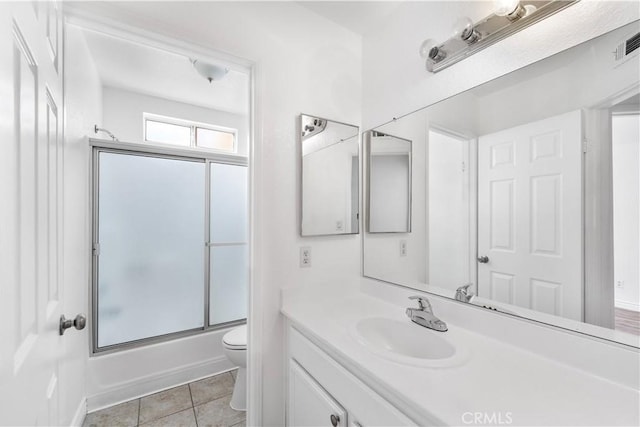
300,114,360,236
366,131,412,233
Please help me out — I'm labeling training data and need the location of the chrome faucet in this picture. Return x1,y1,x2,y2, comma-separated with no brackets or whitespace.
406,296,448,332
455,283,474,303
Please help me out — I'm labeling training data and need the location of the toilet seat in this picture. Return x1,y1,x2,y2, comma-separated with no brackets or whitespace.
223,324,247,350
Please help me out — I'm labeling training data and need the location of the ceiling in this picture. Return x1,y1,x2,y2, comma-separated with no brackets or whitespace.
79,2,403,114
297,1,403,35
81,28,250,115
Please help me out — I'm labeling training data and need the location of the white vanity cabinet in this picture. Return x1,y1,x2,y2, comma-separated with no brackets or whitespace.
289,360,347,427
286,324,417,427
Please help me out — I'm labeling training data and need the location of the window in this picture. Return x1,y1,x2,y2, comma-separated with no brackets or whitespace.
196,127,235,151
144,113,237,153
145,120,191,146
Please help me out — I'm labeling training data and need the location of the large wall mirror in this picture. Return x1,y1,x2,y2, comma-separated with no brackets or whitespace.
301,114,360,236
363,21,640,347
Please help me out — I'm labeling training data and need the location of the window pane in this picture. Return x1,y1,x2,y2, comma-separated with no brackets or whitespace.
209,245,247,325
97,152,205,348
146,120,191,146
197,127,235,151
210,163,248,243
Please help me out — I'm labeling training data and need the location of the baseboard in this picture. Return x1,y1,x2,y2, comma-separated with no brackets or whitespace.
87,355,234,412
70,398,87,427
615,300,640,312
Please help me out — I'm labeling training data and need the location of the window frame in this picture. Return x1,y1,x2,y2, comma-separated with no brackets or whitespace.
143,112,238,154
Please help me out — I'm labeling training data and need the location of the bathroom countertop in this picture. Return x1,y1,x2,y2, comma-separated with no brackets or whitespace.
281,286,640,426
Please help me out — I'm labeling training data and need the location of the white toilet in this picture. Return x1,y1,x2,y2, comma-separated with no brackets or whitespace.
222,324,247,411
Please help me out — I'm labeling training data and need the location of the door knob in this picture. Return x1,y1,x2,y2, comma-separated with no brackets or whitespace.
330,414,340,427
59,314,87,335
477,255,490,263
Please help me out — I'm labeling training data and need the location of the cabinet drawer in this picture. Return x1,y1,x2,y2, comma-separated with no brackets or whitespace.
289,325,416,427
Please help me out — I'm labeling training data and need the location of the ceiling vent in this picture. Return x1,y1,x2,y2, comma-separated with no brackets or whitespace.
614,31,640,67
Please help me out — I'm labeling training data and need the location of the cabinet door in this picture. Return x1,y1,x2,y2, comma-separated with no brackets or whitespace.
289,359,347,427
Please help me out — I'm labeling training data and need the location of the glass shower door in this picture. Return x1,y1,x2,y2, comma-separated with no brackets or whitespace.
209,163,249,325
96,151,206,348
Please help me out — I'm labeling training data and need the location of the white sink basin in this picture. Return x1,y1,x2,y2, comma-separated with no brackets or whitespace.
351,317,468,368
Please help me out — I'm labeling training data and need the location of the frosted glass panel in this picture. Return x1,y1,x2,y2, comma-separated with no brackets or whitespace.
210,164,248,243
145,120,191,146
97,152,205,348
196,127,235,152
210,245,248,325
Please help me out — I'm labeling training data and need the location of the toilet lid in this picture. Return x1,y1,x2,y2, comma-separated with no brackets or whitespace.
223,325,247,348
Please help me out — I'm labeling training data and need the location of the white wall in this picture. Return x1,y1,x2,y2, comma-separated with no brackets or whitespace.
68,2,362,425
63,24,103,425
364,112,428,287
613,114,640,312
102,86,249,156
362,1,640,129
428,130,471,290
472,22,640,136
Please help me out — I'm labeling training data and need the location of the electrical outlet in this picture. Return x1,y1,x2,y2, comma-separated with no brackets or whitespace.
336,220,344,231
300,246,311,268
616,280,625,289
400,240,407,257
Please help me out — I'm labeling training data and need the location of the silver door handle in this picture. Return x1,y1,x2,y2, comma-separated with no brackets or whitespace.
477,256,489,263
330,414,340,427
59,314,87,335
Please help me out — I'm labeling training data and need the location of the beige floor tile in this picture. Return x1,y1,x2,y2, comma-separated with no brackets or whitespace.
189,373,235,406
195,395,245,427
83,400,139,427
139,385,193,424
230,421,246,427
140,408,197,427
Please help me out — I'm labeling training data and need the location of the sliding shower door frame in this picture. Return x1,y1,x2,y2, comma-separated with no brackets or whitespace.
90,138,248,355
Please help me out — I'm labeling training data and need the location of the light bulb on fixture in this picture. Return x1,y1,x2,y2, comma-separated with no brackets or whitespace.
419,39,446,62
494,0,527,21
452,16,480,44
190,59,229,83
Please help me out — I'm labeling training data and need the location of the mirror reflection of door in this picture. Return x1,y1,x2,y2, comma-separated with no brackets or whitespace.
477,110,583,321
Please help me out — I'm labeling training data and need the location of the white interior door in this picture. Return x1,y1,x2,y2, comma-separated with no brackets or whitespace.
477,110,583,321
0,2,75,425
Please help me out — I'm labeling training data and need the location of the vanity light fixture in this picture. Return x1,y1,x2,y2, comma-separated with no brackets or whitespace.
420,0,578,73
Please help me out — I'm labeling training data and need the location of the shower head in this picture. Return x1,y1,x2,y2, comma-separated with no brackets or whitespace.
94,125,119,142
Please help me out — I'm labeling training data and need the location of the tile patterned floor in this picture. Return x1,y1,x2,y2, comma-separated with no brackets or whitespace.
83,370,244,427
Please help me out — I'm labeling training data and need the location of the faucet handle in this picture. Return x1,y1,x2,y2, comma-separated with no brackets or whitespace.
458,283,473,292
455,283,475,302
408,295,432,312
